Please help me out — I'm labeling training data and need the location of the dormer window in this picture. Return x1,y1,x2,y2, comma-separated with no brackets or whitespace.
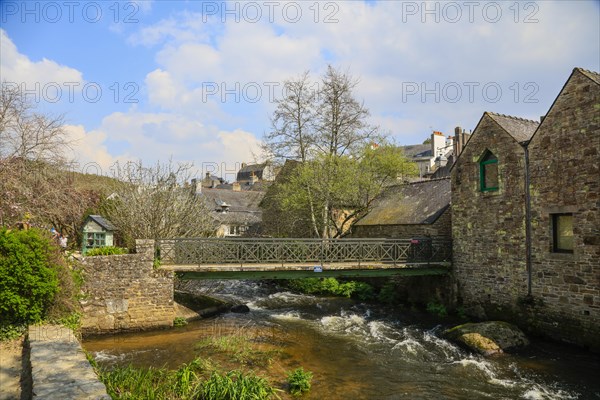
480,150,499,192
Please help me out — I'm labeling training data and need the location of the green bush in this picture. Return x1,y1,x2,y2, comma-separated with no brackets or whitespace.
173,317,188,327
0,228,60,325
377,281,399,304
287,278,374,299
426,301,448,317
287,367,313,396
85,246,128,256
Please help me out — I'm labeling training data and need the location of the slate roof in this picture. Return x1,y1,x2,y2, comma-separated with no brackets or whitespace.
576,67,600,85
401,144,432,158
87,215,116,231
486,112,539,143
237,163,270,181
355,178,451,226
201,189,264,224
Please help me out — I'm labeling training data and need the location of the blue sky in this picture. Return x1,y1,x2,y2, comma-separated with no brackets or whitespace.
1,0,599,178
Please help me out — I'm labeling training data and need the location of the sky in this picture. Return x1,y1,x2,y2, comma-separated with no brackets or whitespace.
1,0,599,181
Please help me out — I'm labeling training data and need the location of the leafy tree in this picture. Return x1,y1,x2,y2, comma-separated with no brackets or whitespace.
102,160,216,248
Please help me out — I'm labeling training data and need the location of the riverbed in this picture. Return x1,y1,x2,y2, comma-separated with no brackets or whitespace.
84,280,600,399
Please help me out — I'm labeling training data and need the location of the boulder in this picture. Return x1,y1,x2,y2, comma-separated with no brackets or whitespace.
444,321,529,356
230,304,250,313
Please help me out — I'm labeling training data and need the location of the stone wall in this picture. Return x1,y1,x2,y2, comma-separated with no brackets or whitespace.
79,239,175,334
527,69,600,349
452,68,600,350
451,114,529,308
352,207,451,238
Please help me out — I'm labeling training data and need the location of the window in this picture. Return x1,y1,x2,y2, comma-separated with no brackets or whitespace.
86,232,106,248
480,150,499,192
552,214,574,253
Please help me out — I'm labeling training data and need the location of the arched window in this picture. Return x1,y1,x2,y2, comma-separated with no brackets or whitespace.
480,150,499,192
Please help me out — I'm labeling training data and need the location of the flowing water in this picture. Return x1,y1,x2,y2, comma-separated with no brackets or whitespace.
84,281,600,399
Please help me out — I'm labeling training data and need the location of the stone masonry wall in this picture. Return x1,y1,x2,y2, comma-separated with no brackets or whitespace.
451,114,529,309
79,239,175,334
352,207,451,239
527,69,600,349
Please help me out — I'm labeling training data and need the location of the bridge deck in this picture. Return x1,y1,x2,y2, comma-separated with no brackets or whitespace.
163,262,450,280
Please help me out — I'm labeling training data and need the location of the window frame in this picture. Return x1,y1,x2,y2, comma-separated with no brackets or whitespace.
86,232,106,248
479,150,499,192
552,213,574,254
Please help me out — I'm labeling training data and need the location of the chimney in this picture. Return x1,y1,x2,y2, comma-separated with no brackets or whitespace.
454,126,462,156
190,178,201,196
232,182,241,192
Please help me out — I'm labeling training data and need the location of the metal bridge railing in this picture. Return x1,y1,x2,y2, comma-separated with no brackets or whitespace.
155,238,452,267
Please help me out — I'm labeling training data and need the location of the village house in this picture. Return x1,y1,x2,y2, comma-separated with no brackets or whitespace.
236,162,276,185
451,67,599,350
401,129,470,179
352,178,451,239
200,187,264,237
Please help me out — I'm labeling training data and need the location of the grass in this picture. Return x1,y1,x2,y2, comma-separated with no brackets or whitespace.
96,357,282,400
195,335,282,368
202,370,281,400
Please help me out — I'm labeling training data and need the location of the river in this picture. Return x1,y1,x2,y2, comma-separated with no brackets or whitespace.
83,280,600,399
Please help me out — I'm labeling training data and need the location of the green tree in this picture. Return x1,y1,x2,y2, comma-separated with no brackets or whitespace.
278,145,416,237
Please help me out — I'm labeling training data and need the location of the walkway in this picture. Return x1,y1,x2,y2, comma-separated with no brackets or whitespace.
28,325,109,399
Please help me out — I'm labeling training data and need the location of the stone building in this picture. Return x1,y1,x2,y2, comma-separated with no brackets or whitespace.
452,68,599,350
451,112,538,307
236,162,276,185
352,178,451,239
201,188,264,237
527,68,600,348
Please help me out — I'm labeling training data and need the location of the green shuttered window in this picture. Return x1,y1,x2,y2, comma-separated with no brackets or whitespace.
480,150,499,192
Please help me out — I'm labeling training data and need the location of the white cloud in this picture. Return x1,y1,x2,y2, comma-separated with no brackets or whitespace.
64,124,123,172
0,29,83,88
78,110,264,173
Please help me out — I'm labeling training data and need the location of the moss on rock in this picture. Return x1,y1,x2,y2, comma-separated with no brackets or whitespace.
444,321,529,356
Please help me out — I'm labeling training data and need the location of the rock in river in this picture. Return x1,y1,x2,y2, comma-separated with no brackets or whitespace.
230,304,250,313
444,321,529,356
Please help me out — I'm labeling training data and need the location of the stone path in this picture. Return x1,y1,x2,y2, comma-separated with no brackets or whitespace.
28,325,110,399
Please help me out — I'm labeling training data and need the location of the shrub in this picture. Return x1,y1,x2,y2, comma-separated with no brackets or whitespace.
287,367,313,396
377,281,399,304
426,301,448,317
85,246,128,256
287,278,374,299
0,228,60,325
173,317,188,327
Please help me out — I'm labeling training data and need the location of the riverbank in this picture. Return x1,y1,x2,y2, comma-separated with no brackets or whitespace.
84,280,600,399
0,336,27,400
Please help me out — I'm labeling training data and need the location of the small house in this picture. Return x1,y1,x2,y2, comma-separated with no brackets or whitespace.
82,215,116,253
352,177,451,239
